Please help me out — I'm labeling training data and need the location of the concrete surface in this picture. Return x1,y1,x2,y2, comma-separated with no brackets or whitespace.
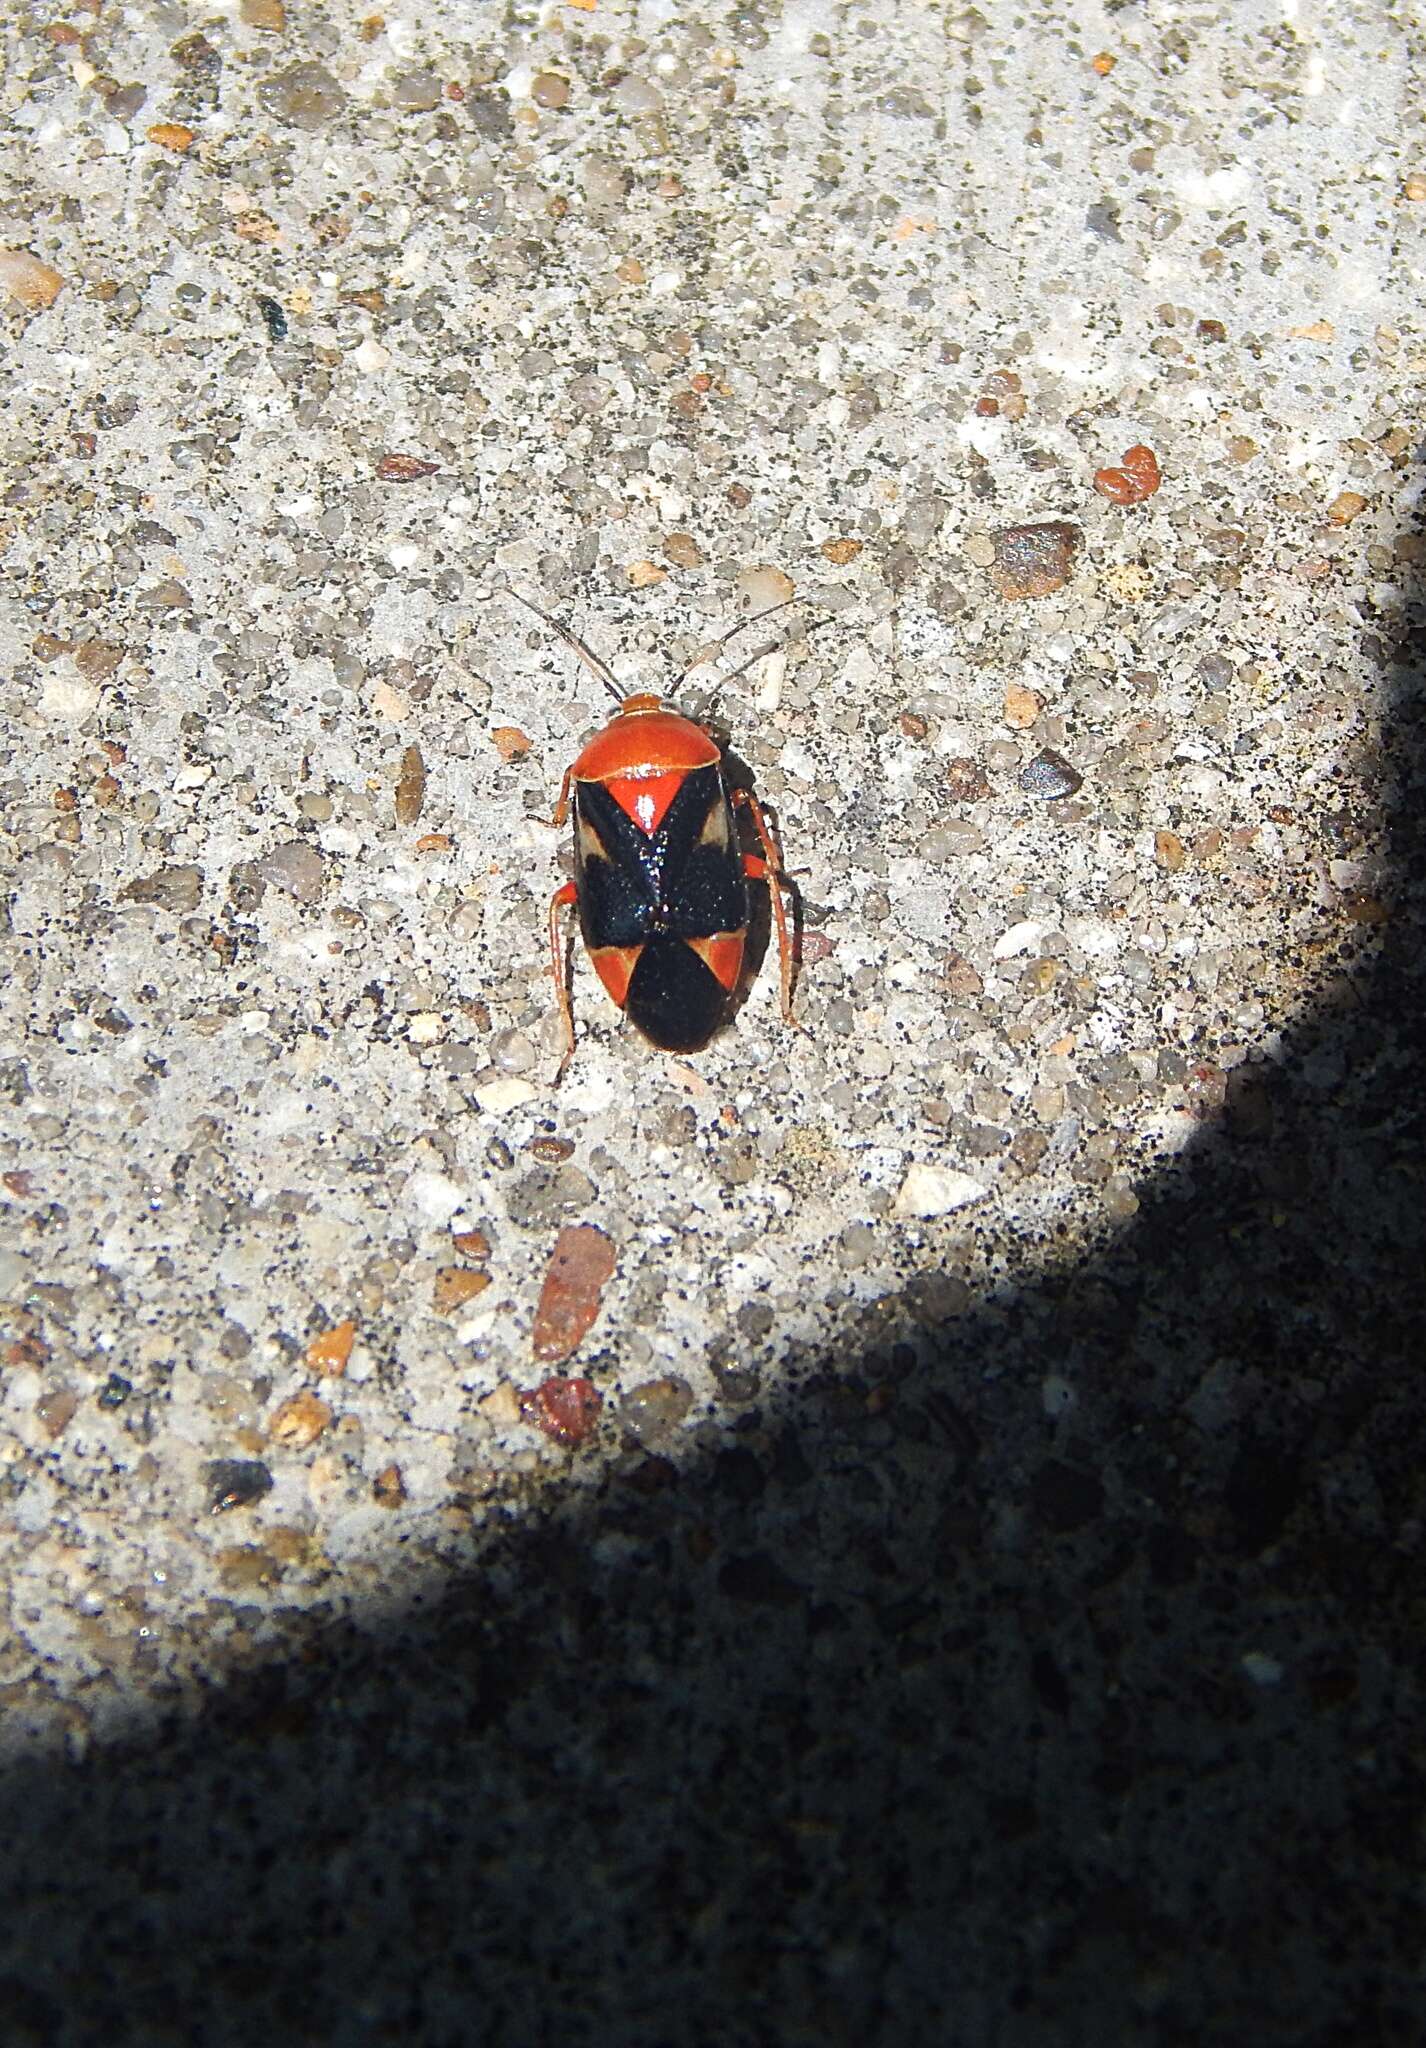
1,0,1423,2040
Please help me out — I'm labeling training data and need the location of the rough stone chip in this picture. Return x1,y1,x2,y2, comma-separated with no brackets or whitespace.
258,62,347,131
988,522,1081,601
0,250,64,310
258,840,325,903
893,1163,989,1218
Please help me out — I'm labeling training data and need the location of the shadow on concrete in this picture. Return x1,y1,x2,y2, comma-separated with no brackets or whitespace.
3,545,1423,2047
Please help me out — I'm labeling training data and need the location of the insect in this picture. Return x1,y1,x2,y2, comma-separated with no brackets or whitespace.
510,591,800,1069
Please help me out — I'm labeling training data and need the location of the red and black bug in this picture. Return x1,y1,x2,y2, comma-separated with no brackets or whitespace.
511,592,799,1069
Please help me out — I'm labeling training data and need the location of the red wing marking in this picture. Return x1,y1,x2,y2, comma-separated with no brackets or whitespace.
588,944,643,1009
687,932,745,994
606,770,686,836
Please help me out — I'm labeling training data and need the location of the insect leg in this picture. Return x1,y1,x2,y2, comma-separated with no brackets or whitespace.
548,879,579,1072
732,788,801,1030
549,765,574,829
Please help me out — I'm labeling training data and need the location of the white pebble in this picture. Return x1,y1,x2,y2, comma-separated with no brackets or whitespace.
472,1073,540,1113
405,1169,465,1224
893,1162,988,1218
40,674,101,724
993,919,1044,961
753,649,786,712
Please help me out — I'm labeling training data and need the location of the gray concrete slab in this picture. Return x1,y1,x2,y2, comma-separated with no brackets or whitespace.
1,0,1423,2039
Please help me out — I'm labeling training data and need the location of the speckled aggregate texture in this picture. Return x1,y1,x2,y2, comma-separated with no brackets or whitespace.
2,0,1423,2041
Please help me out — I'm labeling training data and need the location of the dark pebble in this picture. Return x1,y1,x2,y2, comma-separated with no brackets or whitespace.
255,295,288,342
989,521,1081,601
204,1458,274,1514
710,1357,760,1404
1019,749,1084,799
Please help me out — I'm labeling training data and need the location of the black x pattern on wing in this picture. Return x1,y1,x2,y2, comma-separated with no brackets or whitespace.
575,765,748,948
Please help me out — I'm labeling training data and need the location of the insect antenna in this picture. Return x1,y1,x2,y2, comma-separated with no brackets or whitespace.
506,586,625,708
696,608,846,707
673,598,797,690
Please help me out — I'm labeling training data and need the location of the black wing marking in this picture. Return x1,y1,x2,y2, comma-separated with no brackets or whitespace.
575,767,747,945
625,936,731,1052
654,768,748,939
574,780,661,947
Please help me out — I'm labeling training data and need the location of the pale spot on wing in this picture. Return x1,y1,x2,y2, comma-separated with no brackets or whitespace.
576,817,611,865
698,798,731,849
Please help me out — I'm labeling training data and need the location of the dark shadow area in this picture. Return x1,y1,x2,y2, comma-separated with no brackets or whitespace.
3,550,1423,2046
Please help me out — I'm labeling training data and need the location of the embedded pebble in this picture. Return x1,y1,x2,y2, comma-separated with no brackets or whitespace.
921,821,987,859
1103,562,1153,603
305,1320,356,1377
532,1225,616,1362
258,63,347,132
490,1029,537,1075
943,951,985,998
523,1375,603,1446
392,72,442,113
994,920,1044,961
893,1163,989,1218
1094,444,1162,506
478,1382,523,1427
203,1459,274,1513
258,841,325,903
0,249,63,309
1003,685,1044,730
581,155,629,209
472,1074,541,1114
1019,750,1083,799
737,565,795,610
988,523,1081,600
429,1263,488,1316
268,1392,333,1450
395,746,427,826
1327,491,1368,526
663,532,705,569
35,1387,79,1439
532,72,570,110
41,673,101,724
372,1464,406,1507
945,757,991,802
619,1376,694,1446
124,864,203,912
